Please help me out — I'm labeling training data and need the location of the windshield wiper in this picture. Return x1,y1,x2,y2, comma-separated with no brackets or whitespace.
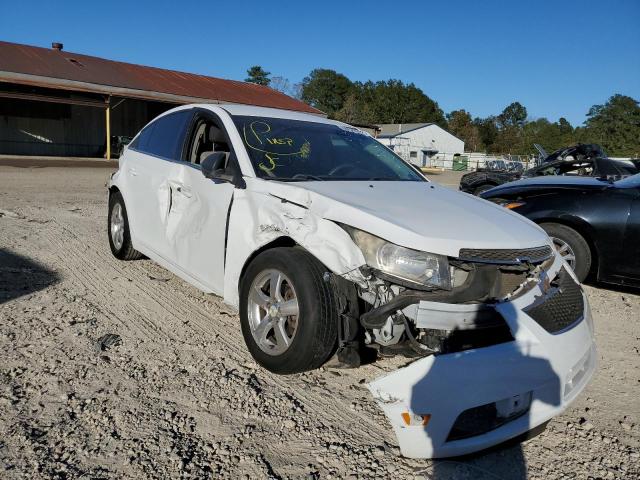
266,174,326,182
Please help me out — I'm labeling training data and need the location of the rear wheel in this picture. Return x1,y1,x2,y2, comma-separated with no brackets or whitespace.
239,247,338,374
540,222,591,282
108,191,142,261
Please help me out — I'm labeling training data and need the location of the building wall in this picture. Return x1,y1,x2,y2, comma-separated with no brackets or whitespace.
0,95,172,157
0,98,105,156
377,125,465,167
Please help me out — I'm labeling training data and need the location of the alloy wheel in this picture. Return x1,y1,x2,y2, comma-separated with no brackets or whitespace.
247,269,300,355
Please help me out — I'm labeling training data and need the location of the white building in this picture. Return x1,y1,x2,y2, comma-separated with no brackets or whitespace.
375,123,465,168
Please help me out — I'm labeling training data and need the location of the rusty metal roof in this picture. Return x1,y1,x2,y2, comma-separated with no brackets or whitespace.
0,41,322,115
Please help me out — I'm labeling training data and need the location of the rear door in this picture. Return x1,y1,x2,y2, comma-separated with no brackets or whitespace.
124,109,192,259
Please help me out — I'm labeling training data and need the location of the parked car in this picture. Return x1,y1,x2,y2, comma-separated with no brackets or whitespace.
482,174,640,287
108,104,595,458
459,144,636,195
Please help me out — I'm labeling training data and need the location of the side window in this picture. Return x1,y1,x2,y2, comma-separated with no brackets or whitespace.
134,110,192,160
185,115,233,166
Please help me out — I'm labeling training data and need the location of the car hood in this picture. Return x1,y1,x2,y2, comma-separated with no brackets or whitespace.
249,179,550,257
483,175,610,197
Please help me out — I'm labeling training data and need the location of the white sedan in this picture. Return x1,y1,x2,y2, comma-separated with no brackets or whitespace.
107,104,596,458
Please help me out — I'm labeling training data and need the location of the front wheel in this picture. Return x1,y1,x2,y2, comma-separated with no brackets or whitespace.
540,222,591,282
239,247,338,374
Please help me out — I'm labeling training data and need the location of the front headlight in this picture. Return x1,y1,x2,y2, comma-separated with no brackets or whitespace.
343,226,451,289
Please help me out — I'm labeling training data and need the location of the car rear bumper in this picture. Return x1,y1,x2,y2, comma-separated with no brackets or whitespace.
367,270,596,458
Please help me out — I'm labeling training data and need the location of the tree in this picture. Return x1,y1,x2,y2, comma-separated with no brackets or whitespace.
583,94,640,156
498,101,528,128
446,110,482,151
474,116,499,152
334,92,376,124
301,69,353,117
270,76,290,93
270,76,304,100
245,65,271,86
359,80,446,126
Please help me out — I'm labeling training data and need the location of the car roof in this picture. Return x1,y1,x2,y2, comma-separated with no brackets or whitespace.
194,103,339,125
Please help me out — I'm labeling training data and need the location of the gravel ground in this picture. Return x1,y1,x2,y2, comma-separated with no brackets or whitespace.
0,165,638,479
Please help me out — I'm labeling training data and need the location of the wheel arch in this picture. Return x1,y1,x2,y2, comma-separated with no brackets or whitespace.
238,236,300,287
534,215,600,278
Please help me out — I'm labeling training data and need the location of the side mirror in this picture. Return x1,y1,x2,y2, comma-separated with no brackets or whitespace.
201,152,229,180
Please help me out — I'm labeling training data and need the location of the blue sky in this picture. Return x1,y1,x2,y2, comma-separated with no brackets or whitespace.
1,0,638,125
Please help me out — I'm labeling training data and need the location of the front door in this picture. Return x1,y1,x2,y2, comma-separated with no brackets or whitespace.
619,190,640,283
163,111,236,294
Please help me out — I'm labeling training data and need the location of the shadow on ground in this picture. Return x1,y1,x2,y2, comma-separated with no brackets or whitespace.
417,441,528,479
0,248,60,303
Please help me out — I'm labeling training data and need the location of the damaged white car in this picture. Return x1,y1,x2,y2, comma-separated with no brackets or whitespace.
107,104,596,458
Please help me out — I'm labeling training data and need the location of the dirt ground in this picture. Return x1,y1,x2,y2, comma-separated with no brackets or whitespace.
0,165,639,479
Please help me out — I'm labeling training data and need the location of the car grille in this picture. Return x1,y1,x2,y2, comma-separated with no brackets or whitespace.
524,267,584,333
447,399,529,442
457,246,553,264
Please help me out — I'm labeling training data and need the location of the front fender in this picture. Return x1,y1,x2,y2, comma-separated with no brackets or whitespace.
222,188,366,308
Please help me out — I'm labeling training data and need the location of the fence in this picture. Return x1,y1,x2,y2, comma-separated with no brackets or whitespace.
427,153,538,172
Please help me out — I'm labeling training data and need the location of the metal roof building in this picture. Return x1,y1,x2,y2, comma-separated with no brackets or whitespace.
375,122,465,167
0,41,321,159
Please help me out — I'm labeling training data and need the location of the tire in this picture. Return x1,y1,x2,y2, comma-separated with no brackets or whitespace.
540,222,591,282
108,191,143,261
239,247,338,374
474,184,495,195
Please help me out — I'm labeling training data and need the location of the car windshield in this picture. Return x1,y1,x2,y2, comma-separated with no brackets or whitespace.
231,115,424,182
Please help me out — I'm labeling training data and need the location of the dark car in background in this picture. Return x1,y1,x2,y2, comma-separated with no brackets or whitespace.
459,144,638,195
481,174,640,287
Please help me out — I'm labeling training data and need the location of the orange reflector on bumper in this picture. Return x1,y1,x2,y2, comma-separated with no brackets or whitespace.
504,202,525,210
401,412,431,426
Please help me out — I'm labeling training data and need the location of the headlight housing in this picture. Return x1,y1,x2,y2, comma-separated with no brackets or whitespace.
343,226,451,289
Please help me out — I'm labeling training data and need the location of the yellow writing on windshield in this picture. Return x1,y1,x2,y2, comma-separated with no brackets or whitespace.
243,121,312,172
266,137,294,146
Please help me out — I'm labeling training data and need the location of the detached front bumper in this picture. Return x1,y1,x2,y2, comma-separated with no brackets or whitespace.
367,260,597,459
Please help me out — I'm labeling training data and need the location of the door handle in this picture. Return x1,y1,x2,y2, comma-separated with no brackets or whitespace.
128,167,138,176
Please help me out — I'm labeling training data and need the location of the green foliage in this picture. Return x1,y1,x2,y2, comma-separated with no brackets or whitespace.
300,70,445,126
474,116,499,152
447,110,482,151
301,69,354,117
245,66,271,86
334,92,376,124
582,95,640,156
358,80,446,126
498,102,528,128
290,65,639,156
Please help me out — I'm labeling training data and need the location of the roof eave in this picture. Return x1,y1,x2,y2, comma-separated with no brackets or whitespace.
0,70,327,117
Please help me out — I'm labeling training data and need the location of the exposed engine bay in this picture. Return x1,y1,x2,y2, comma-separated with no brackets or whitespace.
332,245,558,365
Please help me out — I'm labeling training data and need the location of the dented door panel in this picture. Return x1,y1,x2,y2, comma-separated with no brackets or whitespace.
167,163,235,294
125,150,177,258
